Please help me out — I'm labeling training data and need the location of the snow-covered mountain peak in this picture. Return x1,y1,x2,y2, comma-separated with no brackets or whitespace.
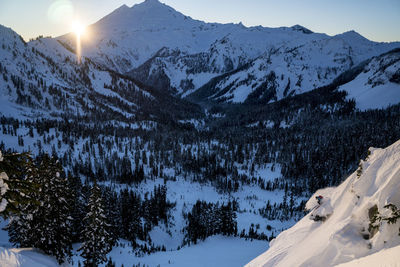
135,0,167,9
94,0,199,32
130,0,179,19
116,4,129,11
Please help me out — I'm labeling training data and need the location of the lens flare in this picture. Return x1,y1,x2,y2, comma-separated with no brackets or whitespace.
71,20,86,64
47,0,74,24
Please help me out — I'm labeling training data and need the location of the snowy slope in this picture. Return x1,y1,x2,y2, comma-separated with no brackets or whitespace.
0,237,267,267
188,32,399,103
340,48,400,110
247,139,400,267
0,247,60,267
335,245,400,267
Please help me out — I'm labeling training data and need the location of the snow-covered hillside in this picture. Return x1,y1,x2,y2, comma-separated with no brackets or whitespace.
340,48,400,110
0,23,198,123
247,139,400,267
189,32,399,103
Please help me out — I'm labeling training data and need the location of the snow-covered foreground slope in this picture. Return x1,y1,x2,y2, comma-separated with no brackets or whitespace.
335,245,400,267
73,236,268,267
247,139,400,267
0,237,267,267
340,48,400,110
0,247,60,267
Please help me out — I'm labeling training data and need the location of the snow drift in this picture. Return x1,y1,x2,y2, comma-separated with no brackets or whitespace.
247,139,400,267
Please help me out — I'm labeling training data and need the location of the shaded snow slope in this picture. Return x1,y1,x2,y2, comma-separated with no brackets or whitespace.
247,139,400,267
340,49,400,110
0,24,195,122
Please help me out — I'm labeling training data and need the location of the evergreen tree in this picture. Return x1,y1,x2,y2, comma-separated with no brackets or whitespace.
0,150,36,218
79,182,112,266
7,154,73,264
67,174,86,243
184,200,238,244
220,201,238,236
120,189,142,247
101,186,120,248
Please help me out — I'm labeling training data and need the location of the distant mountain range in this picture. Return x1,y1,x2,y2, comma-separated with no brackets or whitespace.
55,0,399,104
0,0,399,119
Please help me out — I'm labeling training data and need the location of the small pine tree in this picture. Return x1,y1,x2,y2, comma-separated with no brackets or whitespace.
105,257,116,267
79,182,112,266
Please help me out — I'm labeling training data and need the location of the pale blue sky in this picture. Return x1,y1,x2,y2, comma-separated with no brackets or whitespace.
0,0,399,42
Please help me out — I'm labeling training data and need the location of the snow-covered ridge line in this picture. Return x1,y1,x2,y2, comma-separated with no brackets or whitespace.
247,139,400,267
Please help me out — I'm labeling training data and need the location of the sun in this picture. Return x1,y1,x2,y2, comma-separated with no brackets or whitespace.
72,20,85,37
